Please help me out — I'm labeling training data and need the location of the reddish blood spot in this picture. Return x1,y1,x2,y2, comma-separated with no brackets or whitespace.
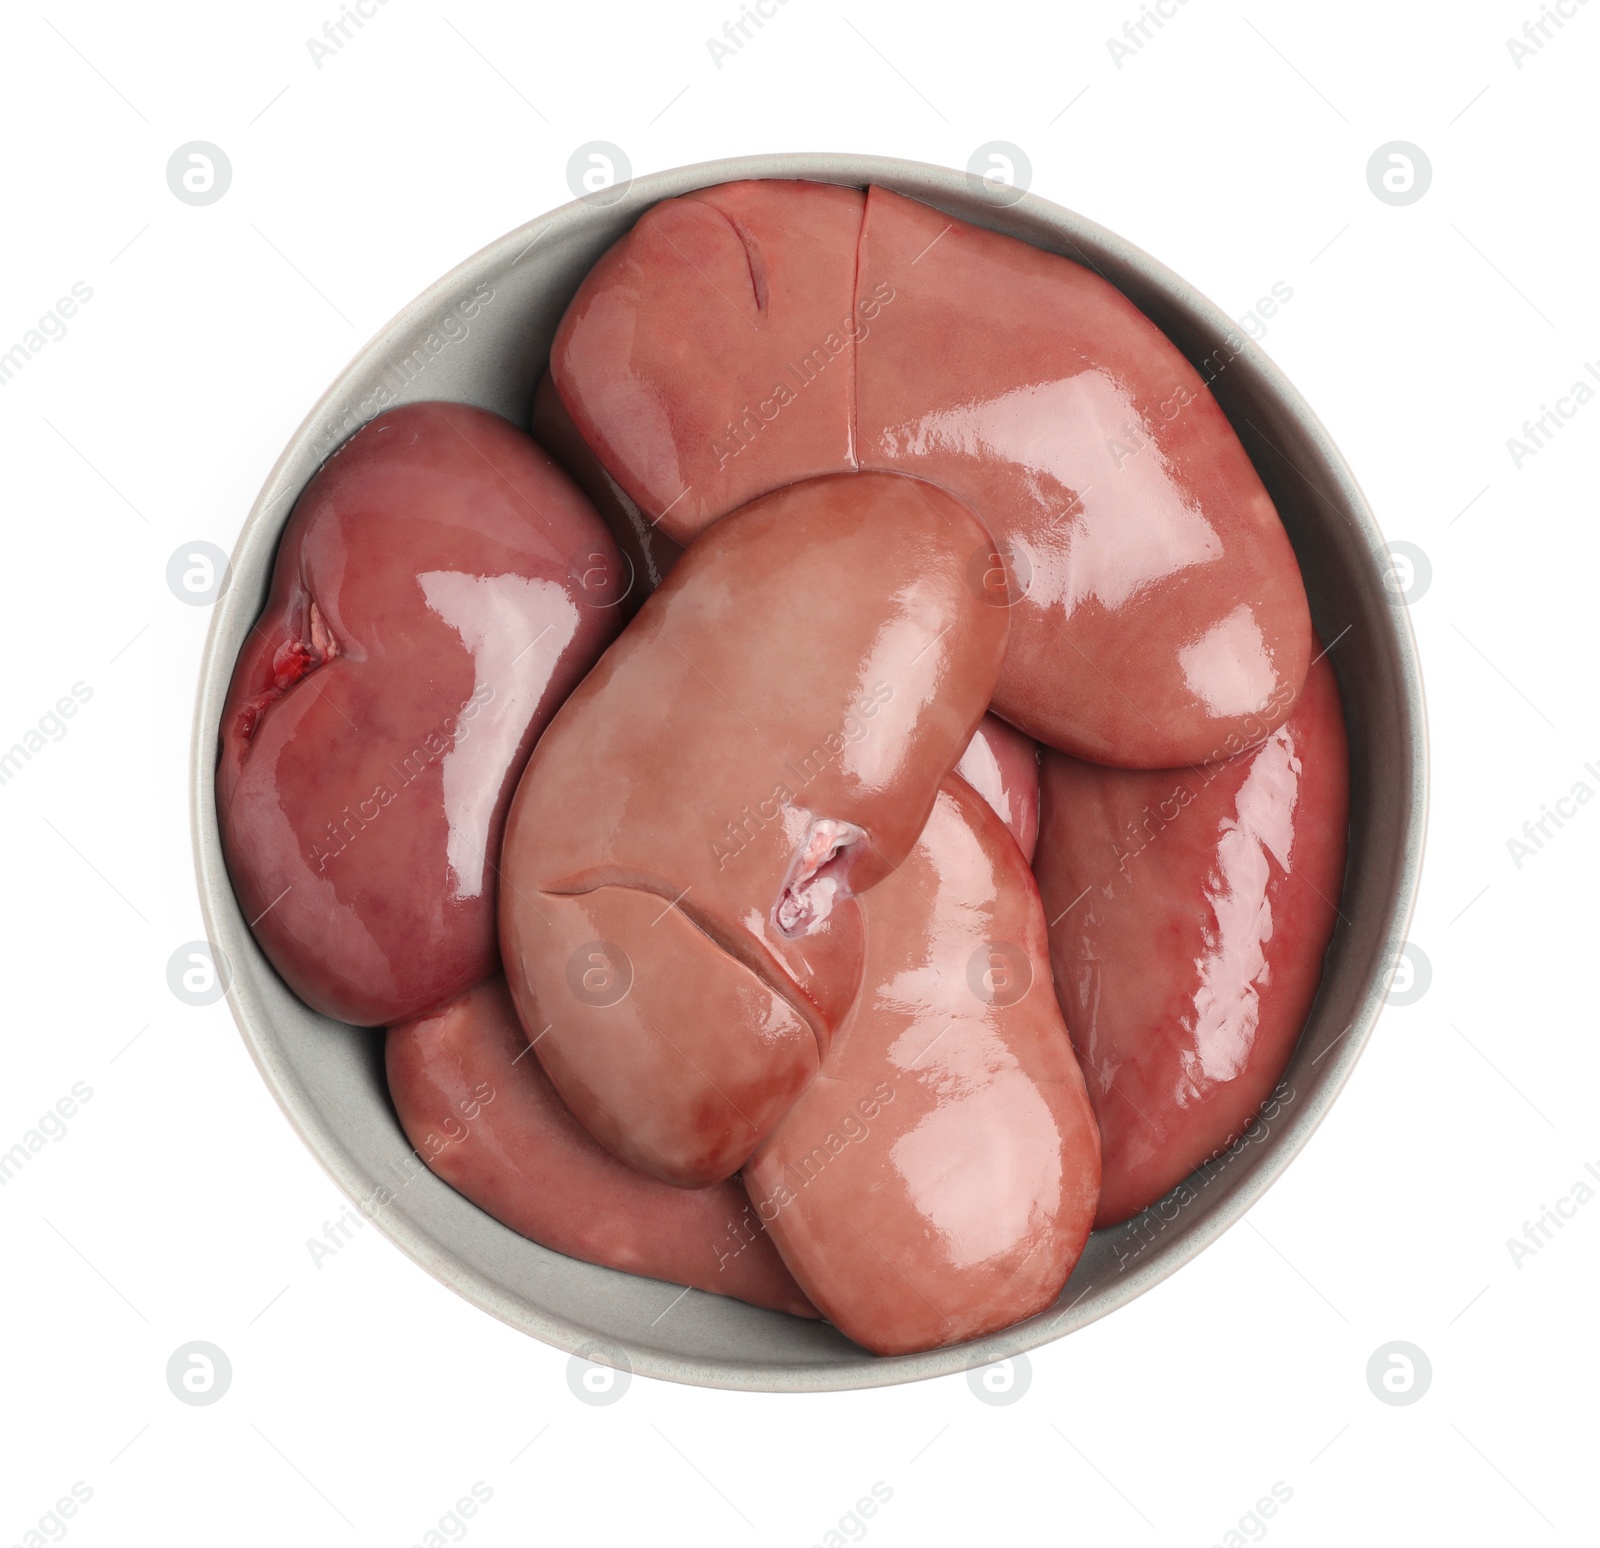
237,599,339,746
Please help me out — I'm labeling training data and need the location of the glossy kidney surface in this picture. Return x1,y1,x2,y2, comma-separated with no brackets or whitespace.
551,179,1312,768
551,178,864,539
499,471,1008,1188
854,185,1311,766
386,976,816,1317
218,401,625,1026
1031,653,1349,1228
745,776,1101,1356
956,712,1041,863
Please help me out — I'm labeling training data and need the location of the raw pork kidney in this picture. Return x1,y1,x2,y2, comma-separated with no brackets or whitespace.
498,472,1007,1187
746,776,1100,1355
551,179,863,538
550,179,1312,768
387,975,816,1317
1032,653,1348,1227
218,402,625,1025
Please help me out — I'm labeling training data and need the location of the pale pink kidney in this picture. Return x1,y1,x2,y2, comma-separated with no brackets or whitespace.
746,776,1100,1356
854,185,1312,768
499,472,1008,1188
957,712,1041,862
550,179,1313,768
551,179,863,540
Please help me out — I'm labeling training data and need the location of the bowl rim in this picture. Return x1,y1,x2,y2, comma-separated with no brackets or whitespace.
191,150,1428,1392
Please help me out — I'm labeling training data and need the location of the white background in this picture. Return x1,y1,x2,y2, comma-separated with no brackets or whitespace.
2,0,1596,1543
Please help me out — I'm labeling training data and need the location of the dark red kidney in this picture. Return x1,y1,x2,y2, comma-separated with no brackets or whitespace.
1032,653,1349,1227
218,401,625,1026
386,976,816,1318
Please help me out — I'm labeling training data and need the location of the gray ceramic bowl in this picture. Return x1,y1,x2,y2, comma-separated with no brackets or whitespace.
191,152,1426,1392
